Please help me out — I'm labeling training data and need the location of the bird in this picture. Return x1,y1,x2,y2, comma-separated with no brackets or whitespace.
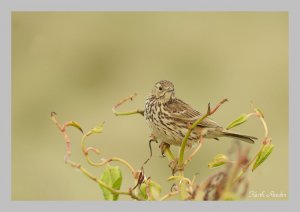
144,80,257,149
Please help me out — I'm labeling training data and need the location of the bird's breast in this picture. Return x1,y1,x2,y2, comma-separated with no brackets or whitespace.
144,97,198,146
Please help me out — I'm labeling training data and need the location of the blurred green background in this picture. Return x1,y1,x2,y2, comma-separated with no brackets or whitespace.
12,12,288,200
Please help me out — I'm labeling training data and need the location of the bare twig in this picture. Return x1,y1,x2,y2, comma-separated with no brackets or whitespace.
233,107,271,183
184,135,205,165
112,93,144,116
160,190,180,201
257,112,269,138
51,112,80,166
209,98,228,114
233,144,262,183
246,109,268,138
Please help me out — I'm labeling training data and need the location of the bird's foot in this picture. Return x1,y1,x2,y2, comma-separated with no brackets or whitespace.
149,133,157,141
168,158,184,175
159,142,170,157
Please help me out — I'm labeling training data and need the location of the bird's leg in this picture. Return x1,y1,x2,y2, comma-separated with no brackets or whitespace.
149,136,178,174
168,158,179,175
159,142,170,157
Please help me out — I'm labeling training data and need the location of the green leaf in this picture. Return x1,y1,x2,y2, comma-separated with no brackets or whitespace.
137,183,147,200
66,121,83,133
137,180,162,200
252,143,274,171
99,166,122,200
86,122,104,136
148,180,162,200
226,114,248,130
208,154,229,168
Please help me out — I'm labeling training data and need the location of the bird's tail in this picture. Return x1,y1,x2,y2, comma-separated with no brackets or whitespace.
222,131,257,144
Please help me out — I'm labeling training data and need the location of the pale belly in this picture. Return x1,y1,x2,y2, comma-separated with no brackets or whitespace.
144,97,210,147
146,119,199,147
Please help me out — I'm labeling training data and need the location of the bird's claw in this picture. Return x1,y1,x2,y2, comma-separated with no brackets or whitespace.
159,142,170,157
168,158,184,175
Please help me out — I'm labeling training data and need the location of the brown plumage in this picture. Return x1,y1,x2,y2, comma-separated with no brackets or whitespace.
144,80,257,147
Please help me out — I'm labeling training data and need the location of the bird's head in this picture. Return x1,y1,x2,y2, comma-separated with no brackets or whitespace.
151,80,175,103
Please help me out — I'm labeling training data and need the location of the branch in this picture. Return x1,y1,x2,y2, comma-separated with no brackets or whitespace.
80,164,142,200
233,107,271,182
184,135,205,165
80,133,136,176
160,190,180,201
112,93,144,116
178,98,228,167
51,112,82,166
51,112,142,201
244,108,268,138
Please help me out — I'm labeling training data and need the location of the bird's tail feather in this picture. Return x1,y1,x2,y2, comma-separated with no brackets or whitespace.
222,131,257,144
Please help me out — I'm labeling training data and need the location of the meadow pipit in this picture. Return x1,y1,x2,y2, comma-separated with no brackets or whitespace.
144,80,256,150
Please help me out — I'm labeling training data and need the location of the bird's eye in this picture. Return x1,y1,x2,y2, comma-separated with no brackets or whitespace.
158,86,163,91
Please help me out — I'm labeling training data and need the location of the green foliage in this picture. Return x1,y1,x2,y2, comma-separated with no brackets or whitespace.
66,121,83,133
137,183,148,200
52,100,275,201
137,180,162,200
226,114,248,130
86,122,104,136
252,143,274,171
208,154,229,168
99,166,122,200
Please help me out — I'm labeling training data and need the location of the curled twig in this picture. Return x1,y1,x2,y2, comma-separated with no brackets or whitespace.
51,112,81,167
148,139,158,158
53,93,272,201
142,139,158,166
51,112,142,201
80,131,137,176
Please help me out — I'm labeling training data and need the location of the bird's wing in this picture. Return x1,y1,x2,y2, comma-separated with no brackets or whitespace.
165,98,221,128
